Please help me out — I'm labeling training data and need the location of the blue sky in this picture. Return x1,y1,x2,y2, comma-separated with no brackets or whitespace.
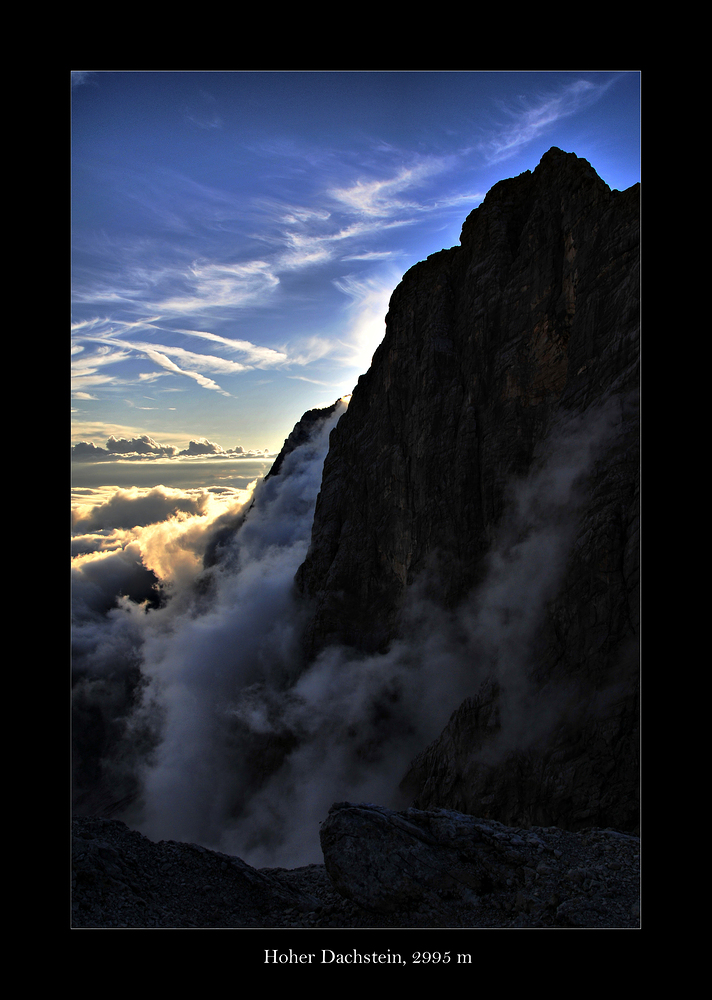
71,70,640,490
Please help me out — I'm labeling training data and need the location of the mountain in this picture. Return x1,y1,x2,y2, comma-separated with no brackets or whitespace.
295,147,640,833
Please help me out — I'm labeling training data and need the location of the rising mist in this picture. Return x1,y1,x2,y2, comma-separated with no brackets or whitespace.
72,394,622,868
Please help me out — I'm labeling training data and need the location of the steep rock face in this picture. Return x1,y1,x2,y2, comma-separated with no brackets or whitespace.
296,148,639,832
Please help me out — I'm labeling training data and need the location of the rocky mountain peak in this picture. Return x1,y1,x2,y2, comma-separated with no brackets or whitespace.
295,147,639,833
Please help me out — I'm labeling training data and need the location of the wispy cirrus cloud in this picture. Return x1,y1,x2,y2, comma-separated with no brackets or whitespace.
137,348,232,397
71,334,236,397
74,230,280,315
247,150,467,275
100,167,248,237
173,329,288,367
72,137,488,405
269,222,375,272
72,321,292,397
329,158,449,217
72,344,133,392
482,78,613,164
73,146,463,328
145,259,280,315
128,342,250,376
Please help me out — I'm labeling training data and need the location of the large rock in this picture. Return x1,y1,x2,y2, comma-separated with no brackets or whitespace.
319,801,639,927
320,801,514,913
297,148,639,832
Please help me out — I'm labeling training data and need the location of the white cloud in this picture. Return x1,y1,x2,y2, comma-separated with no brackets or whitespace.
132,343,250,375
329,159,447,218
142,349,231,396
72,485,212,532
483,79,612,164
173,330,288,367
178,439,226,457
150,259,279,315
341,250,398,262
71,340,140,391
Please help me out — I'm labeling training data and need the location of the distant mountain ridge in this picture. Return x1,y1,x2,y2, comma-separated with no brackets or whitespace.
295,147,640,832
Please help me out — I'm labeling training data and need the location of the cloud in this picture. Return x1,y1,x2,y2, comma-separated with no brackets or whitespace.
72,436,182,463
72,528,137,557
141,349,231,396
71,319,290,399
329,158,448,218
483,79,613,164
72,440,111,461
106,435,177,457
73,248,281,320
246,152,464,280
340,250,398,262
73,397,624,866
71,144,481,408
286,376,336,386
72,485,212,532
217,400,624,865
71,481,257,821
172,330,288,367
149,260,279,315
72,430,226,464
72,541,161,619
270,214,407,275
71,344,132,391
71,405,344,838
72,421,180,446
227,447,272,458
178,439,225,457
134,343,249,375
278,335,334,368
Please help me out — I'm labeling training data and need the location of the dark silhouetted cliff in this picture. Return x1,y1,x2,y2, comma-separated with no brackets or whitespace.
296,148,639,833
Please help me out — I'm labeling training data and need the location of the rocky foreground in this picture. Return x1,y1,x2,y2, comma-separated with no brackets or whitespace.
72,802,639,929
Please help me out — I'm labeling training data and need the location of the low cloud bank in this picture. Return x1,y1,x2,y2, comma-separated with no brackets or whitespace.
72,436,273,463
